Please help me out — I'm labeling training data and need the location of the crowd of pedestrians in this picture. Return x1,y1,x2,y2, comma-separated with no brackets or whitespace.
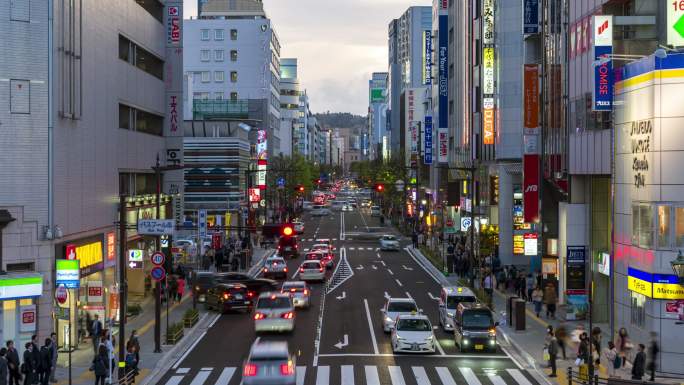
201,236,251,272
0,334,57,385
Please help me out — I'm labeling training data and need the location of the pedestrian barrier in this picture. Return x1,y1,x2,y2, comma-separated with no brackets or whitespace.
566,367,669,385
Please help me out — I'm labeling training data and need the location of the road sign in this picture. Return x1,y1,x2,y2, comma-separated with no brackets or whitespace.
128,249,143,262
55,285,69,305
198,209,207,238
395,179,405,192
259,199,266,207
151,252,165,266
277,177,285,187
668,1,684,46
128,261,143,269
460,217,472,232
137,219,175,235
150,266,166,282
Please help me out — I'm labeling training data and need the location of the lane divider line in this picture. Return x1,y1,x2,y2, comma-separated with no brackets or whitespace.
395,279,403,287
363,299,380,355
387,269,394,275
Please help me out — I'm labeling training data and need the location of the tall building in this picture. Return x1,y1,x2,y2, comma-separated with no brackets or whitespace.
279,58,300,157
0,0,183,352
368,72,389,160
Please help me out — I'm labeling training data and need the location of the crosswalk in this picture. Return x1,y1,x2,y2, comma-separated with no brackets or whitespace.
162,364,539,385
303,247,380,252
302,238,339,242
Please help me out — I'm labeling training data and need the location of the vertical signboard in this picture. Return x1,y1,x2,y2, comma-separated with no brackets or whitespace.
438,11,448,137
423,30,432,85
592,15,613,111
523,154,539,223
198,209,207,238
437,127,448,163
483,97,495,145
523,64,539,134
483,48,495,95
483,0,494,44
668,1,684,46
523,0,539,34
424,116,433,164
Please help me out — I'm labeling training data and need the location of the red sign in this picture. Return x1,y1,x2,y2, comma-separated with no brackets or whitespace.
22,311,35,324
88,286,103,298
523,154,540,223
524,65,539,132
65,244,77,260
106,232,116,261
446,219,454,227
212,233,222,250
169,95,179,133
55,286,69,305
248,188,261,203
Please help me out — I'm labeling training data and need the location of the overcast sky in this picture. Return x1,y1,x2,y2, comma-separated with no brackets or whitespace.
184,0,426,115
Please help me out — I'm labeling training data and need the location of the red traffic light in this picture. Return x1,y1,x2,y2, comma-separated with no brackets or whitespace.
282,225,294,236
294,185,305,192
375,184,384,192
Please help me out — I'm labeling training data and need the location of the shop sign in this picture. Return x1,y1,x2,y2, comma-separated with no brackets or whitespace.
596,252,610,276
460,217,472,232
87,281,103,303
566,246,586,291
166,6,181,45
664,300,684,321
256,130,268,161
423,30,432,85
513,235,524,254
55,285,69,305
248,188,261,203
483,48,495,95
20,305,37,333
424,116,433,164
106,232,116,262
628,267,684,299
137,219,175,235
489,175,499,205
128,249,143,262
523,154,540,222
198,209,207,238
483,98,495,145
592,15,613,111
56,260,80,288
437,127,448,163
524,233,537,256
410,121,419,154
523,0,539,34
75,241,104,277
629,119,652,189
257,162,267,190
483,0,494,44
542,258,558,276
438,13,448,131
667,1,684,47
66,244,77,260
523,64,539,134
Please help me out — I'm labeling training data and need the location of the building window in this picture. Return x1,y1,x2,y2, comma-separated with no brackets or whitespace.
230,92,238,100
214,29,224,41
118,104,163,136
214,92,223,100
632,203,653,249
214,71,224,82
658,205,671,249
230,71,238,83
676,207,684,248
9,80,30,114
200,29,209,40
119,104,132,130
630,292,646,329
200,49,210,61
230,29,238,40
214,49,224,61
201,71,210,83
10,0,30,22
230,50,238,62
118,35,163,80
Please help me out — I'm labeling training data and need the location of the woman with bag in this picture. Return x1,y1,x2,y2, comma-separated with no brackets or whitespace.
616,327,633,367
604,341,619,378
92,346,108,385
124,346,138,384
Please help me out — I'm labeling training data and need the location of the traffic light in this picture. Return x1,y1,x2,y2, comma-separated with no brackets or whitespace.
281,224,294,237
294,185,305,193
375,183,385,192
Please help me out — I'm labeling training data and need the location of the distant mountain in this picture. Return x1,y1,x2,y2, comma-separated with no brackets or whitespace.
314,112,366,130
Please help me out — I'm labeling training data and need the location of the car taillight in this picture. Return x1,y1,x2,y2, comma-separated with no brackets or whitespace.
281,312,294,319
263,267,268,272
319,267,324,272
303,289,309,295
294,244,299,249
253,313,266,320
290,288,296,292
299,267,304,272
247,291,255,298
243,364,258,377
280,361,294,376
283,267,288,272
223,293,230,300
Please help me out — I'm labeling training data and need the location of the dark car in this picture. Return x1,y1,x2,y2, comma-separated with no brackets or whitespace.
205,283,254,313
191,271,217,303
214,272,278,294
277,236,300,259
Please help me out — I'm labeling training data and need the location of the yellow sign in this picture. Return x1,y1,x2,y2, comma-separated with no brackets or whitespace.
628,276,652,298
513,235,524,254
653,283,684,300
75,242,103,269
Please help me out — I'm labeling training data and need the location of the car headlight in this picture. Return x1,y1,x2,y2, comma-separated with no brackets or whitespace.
489,339,496,345
463,339,469,345
396,336,405,341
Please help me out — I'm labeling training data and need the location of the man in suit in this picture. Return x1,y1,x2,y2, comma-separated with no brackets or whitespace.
48,334,57,383
632,343,646,380
91,315,103,354
6,341,21,385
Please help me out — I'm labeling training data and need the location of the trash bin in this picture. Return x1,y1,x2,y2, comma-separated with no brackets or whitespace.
513,299,526,331
507,296,518,327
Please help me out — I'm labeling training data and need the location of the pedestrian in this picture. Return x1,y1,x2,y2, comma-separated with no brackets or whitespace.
526,274,535,303
124,345,138,384
48,334,57,383
591,327,602,365
102,331,115,371
531,286,544,317
215,249,224,272
177,276,185,302
577,333,590,366
6,341,21,385
496,269,506,291
547,331,559,377
483,272,494,308
647,332,659,381
29,337,39,385
616,327,633,367
604,341,619,378
515,273,526,299
38,339,51,385
127,330,140,366
0,348,9,385
168,276,178,303
22,343,36,385
92,345,108,385
632,344,646,380
543,283,557,319
91,314,103,354
555,324,568,360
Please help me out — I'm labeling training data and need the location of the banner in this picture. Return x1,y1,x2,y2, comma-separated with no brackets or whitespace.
523,154,539,223
438,13,448,129
423,30,432,85
524,64,539,133
437,127,448,163
592,15,613,111
483,48,495,95
523,0,539,34
424,116,433,164
483,97,495,145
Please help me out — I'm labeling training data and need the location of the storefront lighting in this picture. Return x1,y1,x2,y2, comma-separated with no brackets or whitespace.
480,218,489,225
671,250,684,285
421,199,427,205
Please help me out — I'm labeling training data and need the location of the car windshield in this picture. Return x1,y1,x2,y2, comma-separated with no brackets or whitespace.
462,310,494,329
196,275,214,285
307,253,323,259
283,285,305,292
257,297,291,309
396,319,431,331
387,302,417,312
446,296,476,308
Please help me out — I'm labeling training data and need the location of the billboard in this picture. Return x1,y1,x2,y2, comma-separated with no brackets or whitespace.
256,129,268,160
523,154,539,223
438,14,448,130
593,15,613,111
423,30,432,85
483,0,494,44
483,97,495,145
523,64,539,134
424,116,433,164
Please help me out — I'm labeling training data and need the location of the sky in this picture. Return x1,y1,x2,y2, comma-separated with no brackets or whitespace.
184,0,425,115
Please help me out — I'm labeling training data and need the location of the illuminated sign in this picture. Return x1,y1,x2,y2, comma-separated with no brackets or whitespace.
592,15,613,111
75,242,103,276
483,48,495,95
256,130,268,161
628,267,684,300
424,116,433,164
437,127,448,163
0,275,42,301
524,233,537,256
56,259,80,288
248,188,261,203
483,0,494,44
423,30,432,85
257,163,267,189
483,97,495,145
524,64,539,134
166,6,180,45
106,232,115,261
513,235,524,254
438,13,448,131
596,252,610,276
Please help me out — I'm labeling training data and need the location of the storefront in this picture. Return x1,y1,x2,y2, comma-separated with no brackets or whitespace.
0,274,43,355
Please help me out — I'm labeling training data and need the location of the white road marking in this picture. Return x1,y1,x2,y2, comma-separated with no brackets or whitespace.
175,368,189,374
355,265,364,270
334,334,349,349
315,366,330,385
434,338,446,356
428,292,439,301
171,327,209,369
388,366,406,385
371,265,378,270
349,247,356,250
436,367,457,385
200,367,212,371
376,253,381,258
341,365,354,385
291,269,300,279
339,212,345,240
384,292,390,299
296,366,306,385
459,367,483,385
214,367,235,385
363,299,380,354
506,369,534,385
488,374,508,385
164,376,184,385
336,291,346,300
412,366,431,385
402,265,414,271
380,261,386,266
315,353,509,358
405,291,413,299
188,370,211,385
367,247,374,250
395,279,403,287
365,366,380,385
387,269,394,275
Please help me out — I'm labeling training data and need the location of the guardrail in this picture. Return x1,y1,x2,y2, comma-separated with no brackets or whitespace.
566,367,669,385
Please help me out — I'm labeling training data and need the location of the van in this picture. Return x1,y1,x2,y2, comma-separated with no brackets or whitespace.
438,286,477,331
453,303,498,352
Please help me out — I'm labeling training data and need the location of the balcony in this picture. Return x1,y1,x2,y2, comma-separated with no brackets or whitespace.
192,99,249,120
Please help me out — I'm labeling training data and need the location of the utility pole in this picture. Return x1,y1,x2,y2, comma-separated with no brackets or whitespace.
117,194,127,379
153,155,162,353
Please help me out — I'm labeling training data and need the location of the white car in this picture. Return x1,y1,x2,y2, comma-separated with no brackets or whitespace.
262,256,288,280
342,204,353,211
381,297,420,332
298,261,325,282
253,293,295,333
293,221,305,234
242,340,296,385
281,281,311,308
391,314,436,353
310,244,334,268
379,235,400,251
311,205,331,217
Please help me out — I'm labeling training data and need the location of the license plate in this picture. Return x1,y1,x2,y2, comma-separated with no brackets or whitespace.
244,301,250,304
412,344,419,351
475,344,484,350
234,294,243,299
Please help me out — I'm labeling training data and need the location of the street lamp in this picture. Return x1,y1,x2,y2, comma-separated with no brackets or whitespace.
671,250,684,285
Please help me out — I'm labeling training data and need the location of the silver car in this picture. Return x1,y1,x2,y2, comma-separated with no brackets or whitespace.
242,340,296,385
262,256,288,280
253,293,295,333
298,261,325,282
379,234,400,251
381,297,419,332
281,281,311,308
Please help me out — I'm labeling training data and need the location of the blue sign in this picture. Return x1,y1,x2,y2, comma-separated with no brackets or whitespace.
593,45,613,111
198,209,207,238
150,266,166,282
438,14,449,130
277,177,285,187
424,30,432,85
424,116,433,164
523,0,539,34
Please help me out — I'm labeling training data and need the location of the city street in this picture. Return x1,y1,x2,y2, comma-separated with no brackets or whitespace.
157,208,544,385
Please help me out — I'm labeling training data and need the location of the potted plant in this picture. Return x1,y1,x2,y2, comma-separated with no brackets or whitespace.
183,308,199,328
165,322,184,344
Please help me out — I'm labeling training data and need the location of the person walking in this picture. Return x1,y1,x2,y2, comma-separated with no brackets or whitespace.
92,345,108,385
177,276,185,302
6,342,20,385
616,327,633,368
0,348,9,385
483,272,494,309
168,276,178,303
547,331,559,377
91,315,103,354
543,283,557,319
604,341,619,378
591,327,602,365
531,286,544,317
647,332,659,382
632,344,646,380
48,334,57,383
124,345,138,384
555,324,568,360
38,340,51,385
22,343,36,385
577,333,591,365
127,330,140,368
526,274,535,302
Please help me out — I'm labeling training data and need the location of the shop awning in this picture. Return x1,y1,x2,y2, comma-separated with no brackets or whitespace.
0,273,43,300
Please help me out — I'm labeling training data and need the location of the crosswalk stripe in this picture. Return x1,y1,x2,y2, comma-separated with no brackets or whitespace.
365,366,380,385
412,366,431,385
488,375,508,385
506,369,533,385
315,366,330,385
341,365,355,385
188,369,211,385
296,366,306,385
164,376,183,385
459,367,483,385
388,366,406,385
176,368,189,374
349,247,356,250
436,367,456,385
214,367,235,385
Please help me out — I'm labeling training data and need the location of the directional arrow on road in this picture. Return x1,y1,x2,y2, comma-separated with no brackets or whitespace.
334,334,349,349
384,292,390,299
355,265,364,270
428,292,439,301
402,265,414,271
336,291,346,300
371,265,378,270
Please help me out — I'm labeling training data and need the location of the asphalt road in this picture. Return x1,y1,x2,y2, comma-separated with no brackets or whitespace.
156,206,544,385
